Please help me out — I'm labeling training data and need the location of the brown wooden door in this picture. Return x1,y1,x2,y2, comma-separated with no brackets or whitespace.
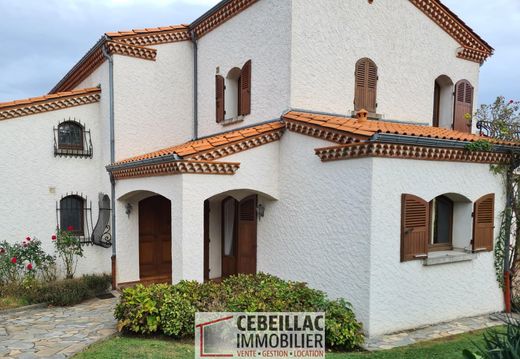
139,195,172,281
221,197,238,278
237,195,257,274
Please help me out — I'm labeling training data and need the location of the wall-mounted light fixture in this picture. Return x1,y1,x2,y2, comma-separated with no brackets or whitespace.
257,203,265,220
125,203,133,217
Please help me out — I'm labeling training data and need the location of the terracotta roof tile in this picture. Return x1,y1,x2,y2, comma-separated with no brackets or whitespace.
105,25,189,38
0,87,100,110
283,111,519,146
114,121,285,166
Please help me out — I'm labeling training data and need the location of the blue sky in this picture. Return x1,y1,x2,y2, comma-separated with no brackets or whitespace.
0,0,518,105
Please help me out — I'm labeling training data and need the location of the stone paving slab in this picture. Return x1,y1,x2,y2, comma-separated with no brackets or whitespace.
0,293,118,358
365,312,519,351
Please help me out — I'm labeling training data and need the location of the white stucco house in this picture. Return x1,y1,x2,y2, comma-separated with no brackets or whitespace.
0,0,513,336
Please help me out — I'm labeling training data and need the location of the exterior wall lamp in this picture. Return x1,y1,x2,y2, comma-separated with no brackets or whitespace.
257,203,265,220
125,203,133,217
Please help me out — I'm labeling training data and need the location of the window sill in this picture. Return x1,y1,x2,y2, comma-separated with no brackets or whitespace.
222,116,244,126
423,250,475,266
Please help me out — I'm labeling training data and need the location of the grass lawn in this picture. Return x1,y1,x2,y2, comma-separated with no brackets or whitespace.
0,295,28,311
73,326,501,359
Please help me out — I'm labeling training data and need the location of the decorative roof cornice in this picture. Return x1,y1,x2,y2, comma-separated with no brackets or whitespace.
105,41,157,61
106,25,191,46
191,0,259,38
457,47,490,64
409,0,493,63
0,87,101,121
109,160,240,180
315,142,510,164
285,117,367,144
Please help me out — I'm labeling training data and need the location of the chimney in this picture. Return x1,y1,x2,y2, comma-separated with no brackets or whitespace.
356,109,368,122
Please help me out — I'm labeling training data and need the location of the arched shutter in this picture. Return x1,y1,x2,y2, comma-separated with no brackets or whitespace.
453,80,473,133
473,194,495,252
216,75,225,123
239,60,251,116
401,194,429,262
237,195,257,274
354,58,377,113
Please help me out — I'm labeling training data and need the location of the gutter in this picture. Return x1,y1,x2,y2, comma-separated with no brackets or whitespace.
102,39,117,289
371,133,520,154
191,30,198,140
189,0,232,30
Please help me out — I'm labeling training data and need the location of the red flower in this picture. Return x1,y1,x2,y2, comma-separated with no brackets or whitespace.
0,248,5,254
23,242,28,248
26,236,31,241
510,100,514,104
51,234,57,241
67,226,74,231
10,257,17,264
26,263,33,271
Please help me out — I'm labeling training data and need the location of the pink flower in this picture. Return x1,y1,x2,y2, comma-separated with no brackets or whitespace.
51,234,57,241
509,100,514,104
26,263,33,271
0,248,5,254
67,226,74,231
26,236,31,241
23,242,28,248
10,257,17,264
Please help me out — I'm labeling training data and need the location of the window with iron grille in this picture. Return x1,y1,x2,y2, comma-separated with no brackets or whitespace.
54,119,93,158
56,194,93,245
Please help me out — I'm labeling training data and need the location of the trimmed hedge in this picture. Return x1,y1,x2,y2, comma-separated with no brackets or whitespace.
115,273,364,350
1,273,111,307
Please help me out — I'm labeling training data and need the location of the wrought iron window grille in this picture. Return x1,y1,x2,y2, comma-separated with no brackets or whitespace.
54,118,93,158
56,193,94,246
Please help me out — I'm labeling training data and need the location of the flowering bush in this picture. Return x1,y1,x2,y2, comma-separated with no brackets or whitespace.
0,237,55,285
53,228,84,279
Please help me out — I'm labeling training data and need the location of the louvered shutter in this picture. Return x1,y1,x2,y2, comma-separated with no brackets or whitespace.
401,194,429,262
453,80,473,133
216,75,225,123
473,194,495,252
239,60,251,116
237,195,257,274
354,58,377,113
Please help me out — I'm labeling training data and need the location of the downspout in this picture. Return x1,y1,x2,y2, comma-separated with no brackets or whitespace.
190,30,198,140
102,39,117,289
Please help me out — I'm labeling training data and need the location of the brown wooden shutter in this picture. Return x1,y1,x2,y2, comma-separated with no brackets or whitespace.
453,80,473,133
473,194,495,252
237,195,257,274
401,194,429,262
354,58,377,113
239,60,251,116
216,75,225,123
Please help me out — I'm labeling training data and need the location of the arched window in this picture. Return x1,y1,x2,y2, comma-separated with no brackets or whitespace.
58,121,84,150
453,80,474,133
430,195,453,251
225,67,241,120
432,75,454,128
354,58,378,113
60,195,85,236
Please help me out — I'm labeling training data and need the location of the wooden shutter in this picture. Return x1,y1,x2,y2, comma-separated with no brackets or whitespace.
237,195,257,274
204,200,210,281
473,194,495,252
354,58,377,113
239,60,251,116
216,75,225,123
401,194,429,262
453,80,473,133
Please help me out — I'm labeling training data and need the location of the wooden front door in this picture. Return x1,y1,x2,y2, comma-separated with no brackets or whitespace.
139,195,172,282
219,195,257,279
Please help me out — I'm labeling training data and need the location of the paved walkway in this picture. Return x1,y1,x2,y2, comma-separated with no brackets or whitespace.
0,293,118,358
366,312,517,351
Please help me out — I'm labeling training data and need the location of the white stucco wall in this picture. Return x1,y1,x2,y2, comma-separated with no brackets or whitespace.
196,0,292,137
369,158,505,335
113,41,194,161
290,0,481,124
0,103,112,277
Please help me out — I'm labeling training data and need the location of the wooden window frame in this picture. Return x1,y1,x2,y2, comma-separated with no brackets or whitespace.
429,196,454,252
57,121,84,151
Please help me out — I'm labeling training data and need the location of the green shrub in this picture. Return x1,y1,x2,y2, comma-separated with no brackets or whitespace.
463,316,520,358
115,273,364,350
83,273,111,296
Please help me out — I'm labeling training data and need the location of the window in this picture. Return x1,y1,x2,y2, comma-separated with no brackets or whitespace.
430,196,453,251
354,58,378,113
59,195,85,236
432,75,454,128
54,120,93,158
401,193,495,262
215,60,251,124
453,80,474,133
58,122,84,150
